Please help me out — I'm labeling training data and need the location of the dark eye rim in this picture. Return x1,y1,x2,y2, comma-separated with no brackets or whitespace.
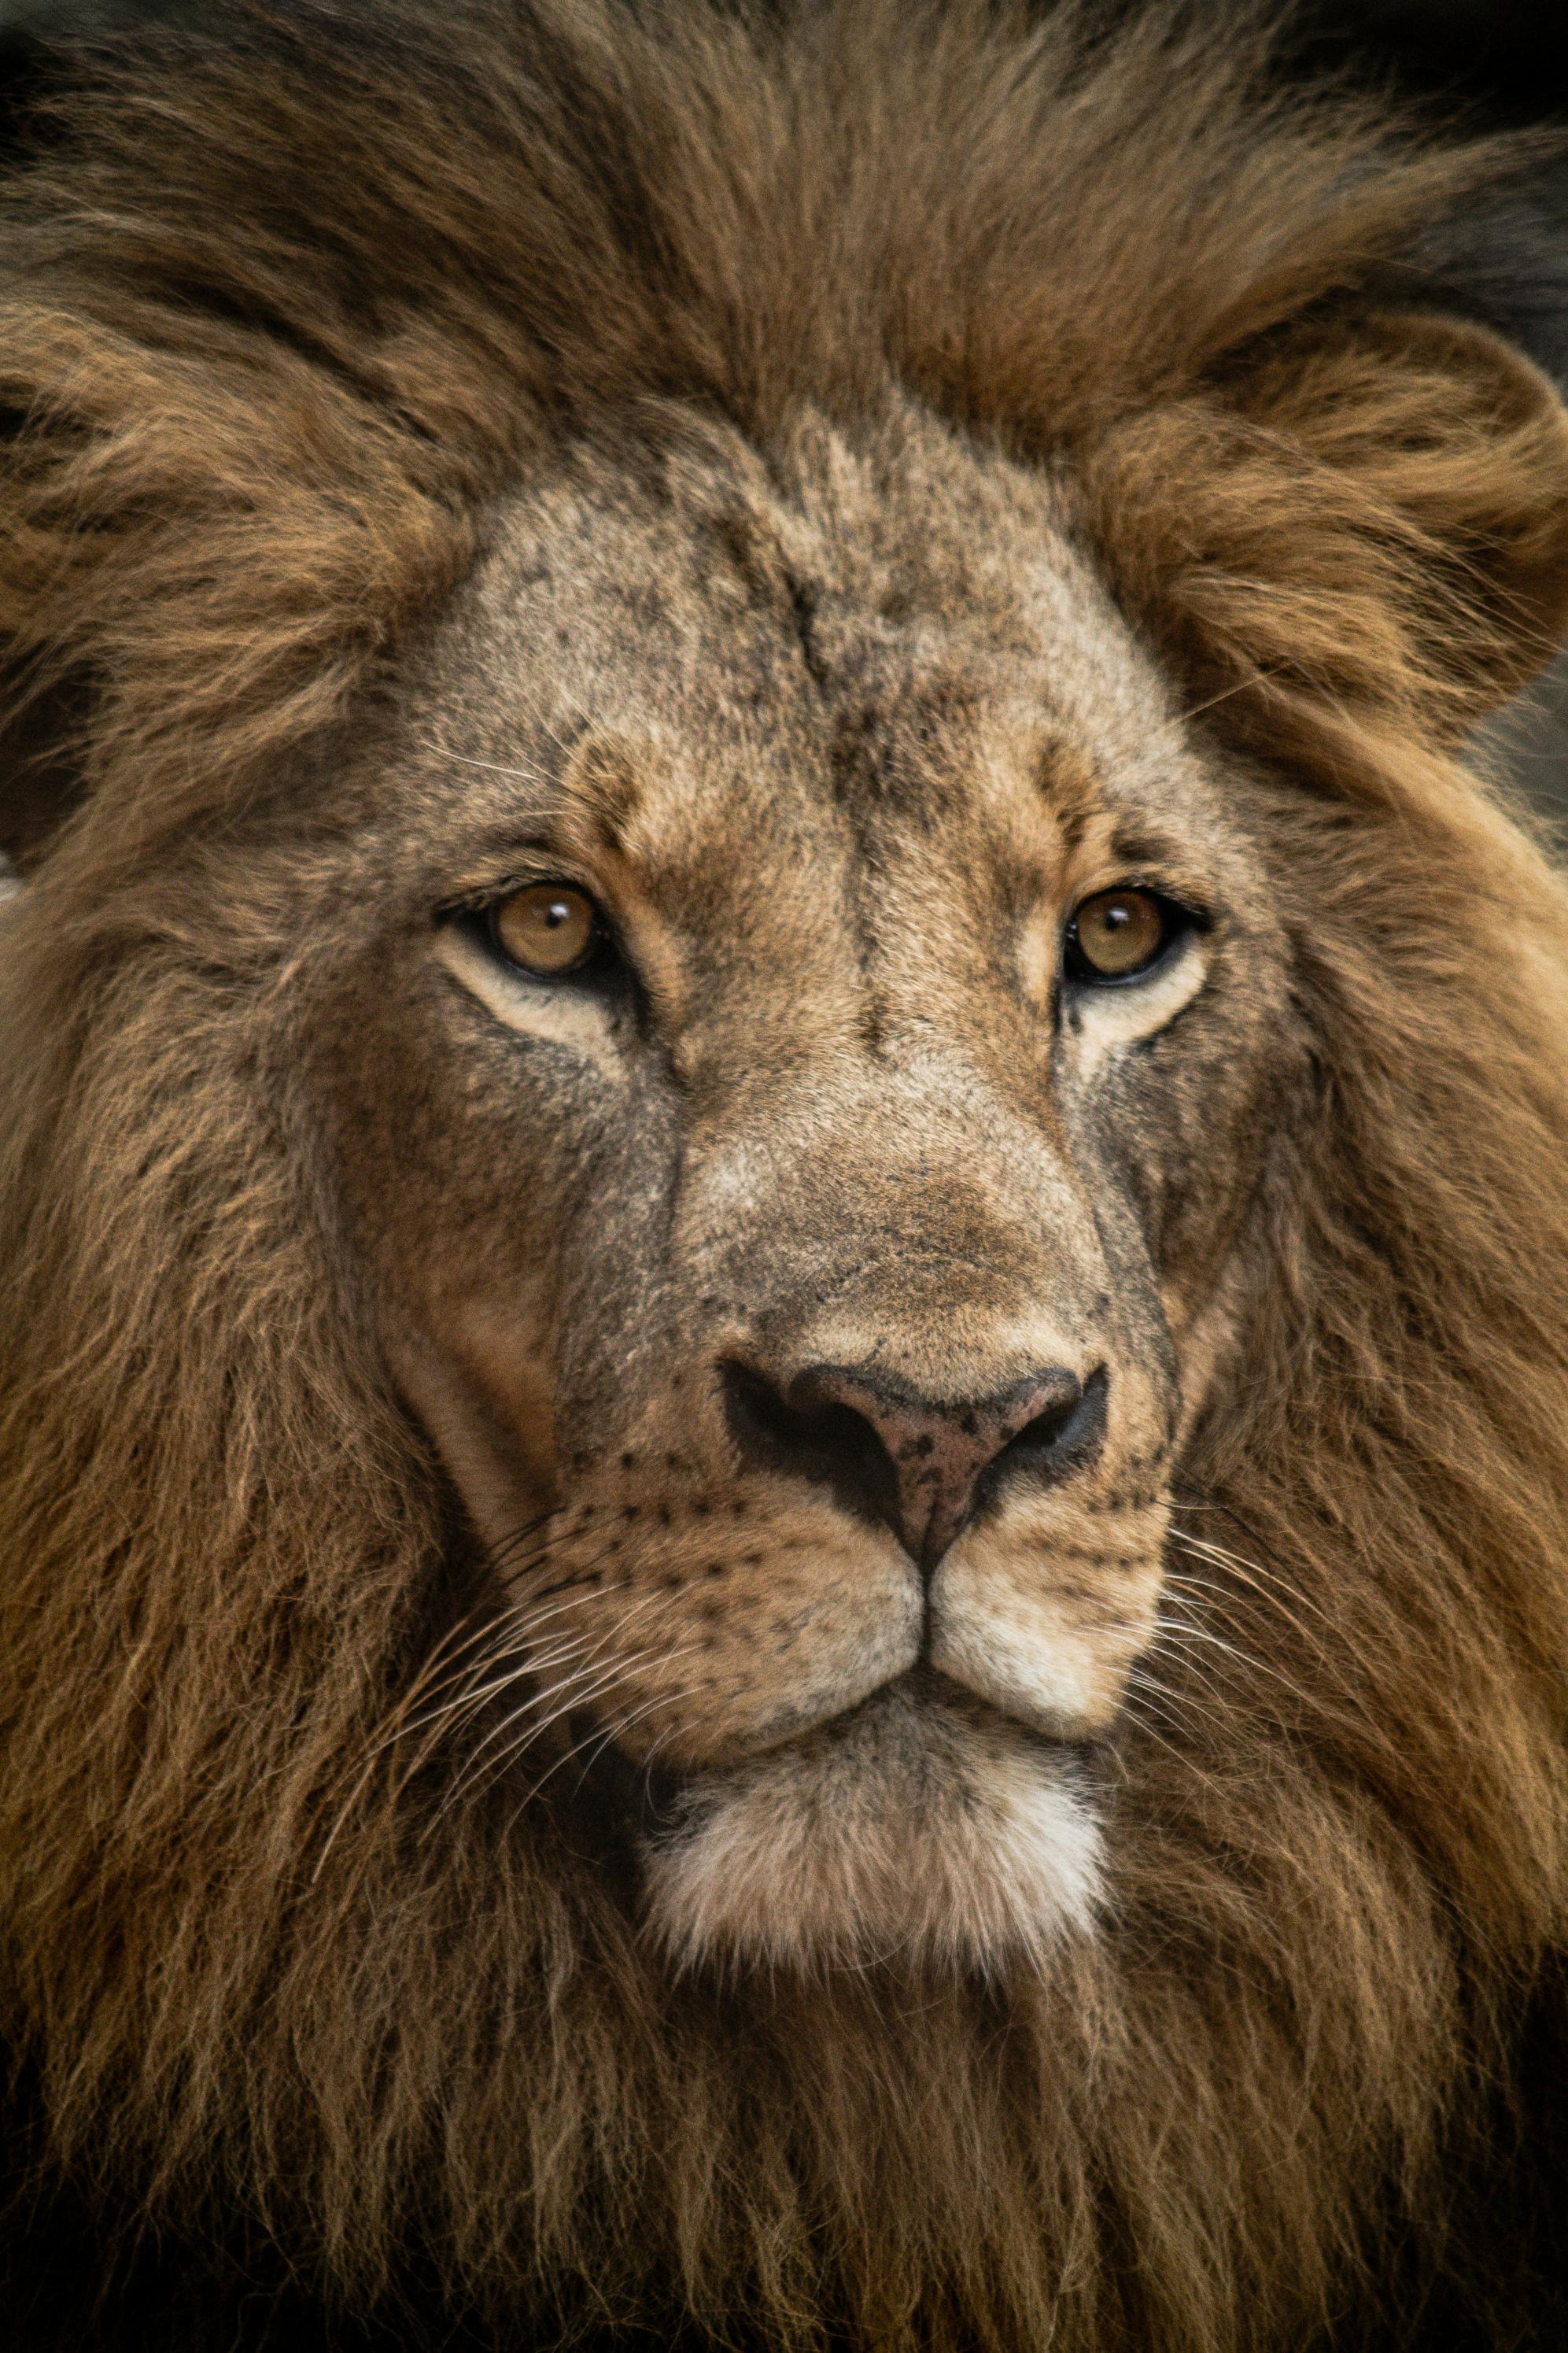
1061,885,1203,990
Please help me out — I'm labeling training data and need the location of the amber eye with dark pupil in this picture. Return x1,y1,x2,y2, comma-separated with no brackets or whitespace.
1067,887,1170,981
489,882,599,977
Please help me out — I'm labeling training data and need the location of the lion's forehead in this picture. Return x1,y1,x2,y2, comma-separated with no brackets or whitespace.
414,406,1228,911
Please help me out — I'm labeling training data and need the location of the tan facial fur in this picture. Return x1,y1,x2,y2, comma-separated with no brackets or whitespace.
320,404,1288,1970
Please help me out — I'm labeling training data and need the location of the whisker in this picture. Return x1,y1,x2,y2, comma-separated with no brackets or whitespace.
560,1686,699,1804
1169,1489,1315,1598
325,1568,680,1861
311,1622,607,1878
1168,1508,1337,1620
1171,667,1277,728
357,1603,615,1772
1122,1656,1247,1756
1149,1608,1250,1671
1117,1686,1203,1767
435,1635,694,1819
515,1535,636,1607
488,1649,706,1803
514,1675,707,1817
397,1630,600,1750
1165,1533,1338,1657
1133,1656,1231,1731
484,1505,563,1561
426,744,556,788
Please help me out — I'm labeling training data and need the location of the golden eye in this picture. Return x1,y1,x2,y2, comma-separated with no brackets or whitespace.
1064,886,1178,984
489,881,600,977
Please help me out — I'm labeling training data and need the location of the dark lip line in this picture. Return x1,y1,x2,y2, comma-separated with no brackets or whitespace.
566,1665,1109,1846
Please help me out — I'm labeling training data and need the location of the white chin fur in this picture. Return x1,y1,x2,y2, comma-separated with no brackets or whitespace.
641,1682,1101,1977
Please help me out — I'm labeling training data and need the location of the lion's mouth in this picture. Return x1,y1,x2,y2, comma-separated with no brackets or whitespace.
561,1664,1109,1971
620,1668,1108,1971
570,1662,1100,1837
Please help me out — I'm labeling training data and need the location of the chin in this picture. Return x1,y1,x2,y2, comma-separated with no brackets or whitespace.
640,1676,1105,1978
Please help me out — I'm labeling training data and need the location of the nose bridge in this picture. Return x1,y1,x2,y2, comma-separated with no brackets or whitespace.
689,1037,1103,1390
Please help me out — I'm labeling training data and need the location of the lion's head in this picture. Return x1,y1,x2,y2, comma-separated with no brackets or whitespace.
5,3,1568,2347
337,397,1293,1974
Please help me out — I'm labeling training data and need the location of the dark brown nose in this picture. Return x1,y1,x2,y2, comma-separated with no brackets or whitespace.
722,1358,1107,1572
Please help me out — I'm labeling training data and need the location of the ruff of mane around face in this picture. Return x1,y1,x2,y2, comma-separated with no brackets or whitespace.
2,5,1568,2350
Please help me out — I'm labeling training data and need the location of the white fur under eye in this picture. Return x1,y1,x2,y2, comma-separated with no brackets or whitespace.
1063,933,1208,1080
436,927,626,1080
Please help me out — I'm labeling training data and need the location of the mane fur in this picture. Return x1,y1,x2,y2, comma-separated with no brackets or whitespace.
2,4,1568,2344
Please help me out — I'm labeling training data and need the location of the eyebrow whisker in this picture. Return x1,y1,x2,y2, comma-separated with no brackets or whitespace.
429,745,555,786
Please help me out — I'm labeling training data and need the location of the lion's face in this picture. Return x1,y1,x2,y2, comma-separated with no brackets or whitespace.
317,401,1290,1969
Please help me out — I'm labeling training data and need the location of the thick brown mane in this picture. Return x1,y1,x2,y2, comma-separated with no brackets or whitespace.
2,4,1568,2346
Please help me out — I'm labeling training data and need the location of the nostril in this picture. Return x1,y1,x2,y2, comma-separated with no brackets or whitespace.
720,1359,900,1530
721,1360,807,1456
1013,1381,1085,1456
980,1363,1109,1506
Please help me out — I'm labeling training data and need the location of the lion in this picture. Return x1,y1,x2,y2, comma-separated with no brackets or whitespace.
3,1,1568,2345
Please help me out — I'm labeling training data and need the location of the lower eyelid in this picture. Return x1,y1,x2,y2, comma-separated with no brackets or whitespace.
1074,936,1208,1025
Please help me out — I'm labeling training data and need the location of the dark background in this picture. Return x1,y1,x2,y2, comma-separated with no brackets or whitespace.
9,2,1566,125
1,0,1565,826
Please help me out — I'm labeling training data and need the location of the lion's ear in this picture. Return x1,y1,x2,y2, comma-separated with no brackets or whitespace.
1093,311,1568,747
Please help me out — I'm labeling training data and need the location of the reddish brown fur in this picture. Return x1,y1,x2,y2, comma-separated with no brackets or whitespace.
3,3,1568,2346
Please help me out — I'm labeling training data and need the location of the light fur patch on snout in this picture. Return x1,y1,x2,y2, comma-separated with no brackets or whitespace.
642,1682,1101,1977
